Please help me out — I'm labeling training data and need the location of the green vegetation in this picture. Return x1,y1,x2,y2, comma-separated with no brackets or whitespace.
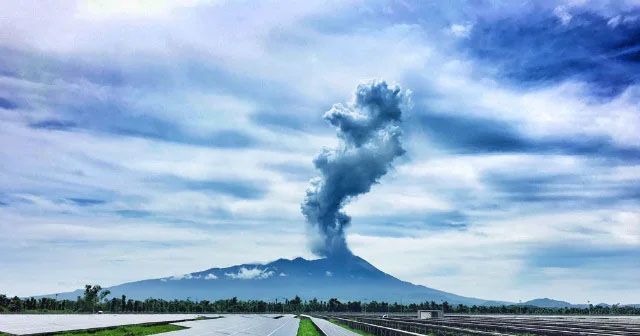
297,318,322,336
329,319,375,336
48,323,185,336
1,285,639,315
0,292,308,314
83,285,111,313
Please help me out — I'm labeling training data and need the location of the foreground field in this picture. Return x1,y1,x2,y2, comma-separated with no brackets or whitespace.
0,315,300,336
168,314,299,336
329,319,376,336
44,324,184,336
6,313,640,336
318,313,640,336
0,314,217,335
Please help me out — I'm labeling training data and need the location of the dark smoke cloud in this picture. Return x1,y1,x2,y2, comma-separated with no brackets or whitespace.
301,80,410,257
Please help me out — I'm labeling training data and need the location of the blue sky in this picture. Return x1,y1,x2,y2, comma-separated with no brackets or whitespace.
1,0,639,303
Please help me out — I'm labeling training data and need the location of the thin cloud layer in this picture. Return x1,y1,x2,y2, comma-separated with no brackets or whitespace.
225,267,275,280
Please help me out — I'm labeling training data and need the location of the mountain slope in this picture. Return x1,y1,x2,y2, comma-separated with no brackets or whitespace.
522,298,572,308
41,254,498,305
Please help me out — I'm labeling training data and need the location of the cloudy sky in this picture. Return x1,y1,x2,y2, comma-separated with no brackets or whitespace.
1,0,639,304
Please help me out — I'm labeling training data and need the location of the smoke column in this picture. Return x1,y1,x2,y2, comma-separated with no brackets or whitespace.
301,80,410,257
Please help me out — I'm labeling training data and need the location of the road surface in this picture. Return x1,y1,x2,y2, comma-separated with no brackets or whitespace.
167,314,300,336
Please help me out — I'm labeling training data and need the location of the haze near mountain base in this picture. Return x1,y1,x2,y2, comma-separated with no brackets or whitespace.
301,80,410,257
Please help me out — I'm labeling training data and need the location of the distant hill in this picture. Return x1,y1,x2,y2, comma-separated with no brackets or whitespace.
520,298,640,308
38,254,618,308
38,254,496,305
522,298,572,308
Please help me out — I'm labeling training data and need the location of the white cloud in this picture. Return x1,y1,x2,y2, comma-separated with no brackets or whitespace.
349,207,640,303
225,267,275,280
204,273,218,280
0,0,638,304
0,209,311,295
325,271,333,277
78,0,225,19
608,14,640,28
449,23,473,38
412,58,640,148
279,272,287,277
169,273,193,280
553,6,573,25
607,15,622,27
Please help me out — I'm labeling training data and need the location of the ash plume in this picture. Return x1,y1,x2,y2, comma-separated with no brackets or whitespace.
301,80,410,257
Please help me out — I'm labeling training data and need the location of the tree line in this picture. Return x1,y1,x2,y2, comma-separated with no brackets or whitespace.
1,286,639,315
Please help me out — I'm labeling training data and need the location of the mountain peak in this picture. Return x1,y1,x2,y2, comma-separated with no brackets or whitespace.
523,298,572,308
39,254,490,305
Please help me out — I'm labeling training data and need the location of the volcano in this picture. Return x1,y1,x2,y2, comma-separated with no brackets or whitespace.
41,254,501,305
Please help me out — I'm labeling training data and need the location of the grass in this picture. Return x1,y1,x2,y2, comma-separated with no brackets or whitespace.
297,318,322,336
329,319,376,336
47,323,185,336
